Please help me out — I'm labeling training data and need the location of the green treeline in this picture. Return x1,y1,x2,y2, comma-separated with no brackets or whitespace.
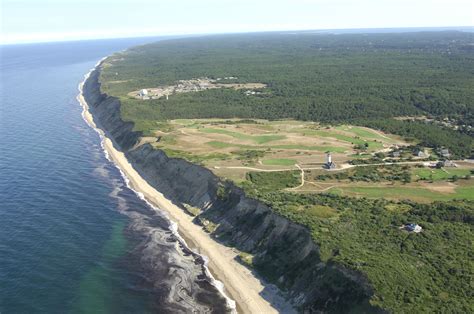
102,31,473,156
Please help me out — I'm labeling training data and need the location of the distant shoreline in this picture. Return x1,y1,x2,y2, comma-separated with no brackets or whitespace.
3,25,473,46
78,60,294,314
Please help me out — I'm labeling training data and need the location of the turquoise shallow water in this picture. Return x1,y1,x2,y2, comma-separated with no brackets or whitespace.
0,39,229,313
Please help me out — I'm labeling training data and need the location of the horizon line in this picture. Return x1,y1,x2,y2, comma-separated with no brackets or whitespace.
1,25,473,46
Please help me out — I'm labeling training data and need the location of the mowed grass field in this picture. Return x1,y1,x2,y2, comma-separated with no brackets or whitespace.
139,118,474,203
328,182,474,202
294,128,385,150
412,168,471,181
200,128,285,144
134,118,408,182
146,119,404,166
262,158,297,166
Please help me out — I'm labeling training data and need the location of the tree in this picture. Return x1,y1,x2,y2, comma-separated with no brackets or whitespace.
402,172,412,184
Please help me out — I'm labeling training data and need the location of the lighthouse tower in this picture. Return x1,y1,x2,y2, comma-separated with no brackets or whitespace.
326,152,332,164
325,152,336,169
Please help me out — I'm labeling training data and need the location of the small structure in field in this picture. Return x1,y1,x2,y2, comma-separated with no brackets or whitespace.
324,152,337,169
404,223,422,233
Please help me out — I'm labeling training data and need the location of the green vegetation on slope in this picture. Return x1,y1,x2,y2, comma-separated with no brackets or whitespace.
240,185,474,312
246,171,301,190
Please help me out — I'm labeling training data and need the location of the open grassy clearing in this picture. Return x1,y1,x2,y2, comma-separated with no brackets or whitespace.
327,181,474,202
412,167,472,181
261,158,297,166
299,165,474,202
199,128,285,144
291,128,385,151
335,125,395,142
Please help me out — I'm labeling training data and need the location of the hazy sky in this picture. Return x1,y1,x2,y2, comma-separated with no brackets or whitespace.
1,0,473,44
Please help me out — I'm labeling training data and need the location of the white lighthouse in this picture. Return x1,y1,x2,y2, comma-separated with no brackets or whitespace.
325,152,336,169
326,152,332,164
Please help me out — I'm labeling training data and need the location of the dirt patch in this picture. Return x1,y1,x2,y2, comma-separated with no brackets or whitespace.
421,182,457,194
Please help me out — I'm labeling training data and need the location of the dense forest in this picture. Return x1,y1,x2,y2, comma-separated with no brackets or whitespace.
101,31,473,157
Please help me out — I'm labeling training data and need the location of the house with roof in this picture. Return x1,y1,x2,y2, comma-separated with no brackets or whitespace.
405,223,422,233
439,148,451,158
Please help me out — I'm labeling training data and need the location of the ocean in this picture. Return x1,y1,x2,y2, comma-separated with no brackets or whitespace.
0,38,230,313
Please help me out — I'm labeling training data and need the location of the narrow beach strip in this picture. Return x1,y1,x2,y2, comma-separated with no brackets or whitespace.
78,61,291,314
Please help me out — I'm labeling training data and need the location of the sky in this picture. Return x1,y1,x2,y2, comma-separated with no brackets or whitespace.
1,0,473,44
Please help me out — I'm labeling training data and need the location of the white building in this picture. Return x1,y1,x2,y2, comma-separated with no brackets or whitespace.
417,151,427,158
405,223,422,233
325,152,336,169
326,152,332,164
139,89,148,98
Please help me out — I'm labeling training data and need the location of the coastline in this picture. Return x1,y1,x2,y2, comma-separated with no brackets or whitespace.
78,62,292,314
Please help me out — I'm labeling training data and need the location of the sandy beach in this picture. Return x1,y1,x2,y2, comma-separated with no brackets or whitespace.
78,70,293,314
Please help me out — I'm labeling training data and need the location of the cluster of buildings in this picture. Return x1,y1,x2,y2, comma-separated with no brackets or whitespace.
136,78,217,100
132,77,266,100
390,147,430,159
390,146,454,160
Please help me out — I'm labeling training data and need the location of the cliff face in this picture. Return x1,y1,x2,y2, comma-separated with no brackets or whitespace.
84,67,382,313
